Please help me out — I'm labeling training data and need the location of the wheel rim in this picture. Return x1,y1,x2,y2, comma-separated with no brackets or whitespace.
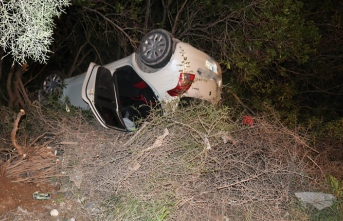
140,32,168,62
43,74,63,94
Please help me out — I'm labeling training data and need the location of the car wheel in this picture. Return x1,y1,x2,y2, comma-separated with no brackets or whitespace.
138,29,173,68
39,71,65,101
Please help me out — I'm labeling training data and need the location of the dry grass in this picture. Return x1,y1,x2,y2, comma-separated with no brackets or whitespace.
58,102,321,220
0,101,94,183
0,100,331,220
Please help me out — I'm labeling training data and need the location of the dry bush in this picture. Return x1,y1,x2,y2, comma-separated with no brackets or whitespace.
0,100,323,220
310,139,343,183
0,101,94,183
61,102,320,221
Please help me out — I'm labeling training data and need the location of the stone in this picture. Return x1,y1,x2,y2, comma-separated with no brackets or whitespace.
50,209,59,217
295,192,336,210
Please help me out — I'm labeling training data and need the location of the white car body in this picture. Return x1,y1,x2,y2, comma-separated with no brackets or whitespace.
44,29,222,131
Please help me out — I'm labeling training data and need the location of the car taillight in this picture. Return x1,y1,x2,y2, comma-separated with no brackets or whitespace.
167,73,195,96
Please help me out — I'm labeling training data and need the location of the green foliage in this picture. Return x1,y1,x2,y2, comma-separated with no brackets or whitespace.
292,0,343,136
227,0,319,110
328,175,343,199
0,0,70,64
308,201,343,221
200,0,328,135
324,120,343,140
301,204,342,221
304,117,343,141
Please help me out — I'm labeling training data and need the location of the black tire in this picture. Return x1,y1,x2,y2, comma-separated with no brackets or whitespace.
138,29,173,68
38,70,66,101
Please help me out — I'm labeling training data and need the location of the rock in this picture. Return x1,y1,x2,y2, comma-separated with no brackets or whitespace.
58,182,74,199
50,209,59,217
84,202,100,215
70,169,83,188
295,192,336,210
17,206,29,214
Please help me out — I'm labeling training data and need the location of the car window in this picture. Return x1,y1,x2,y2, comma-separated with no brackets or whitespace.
93,67,126,130
115,66,159,123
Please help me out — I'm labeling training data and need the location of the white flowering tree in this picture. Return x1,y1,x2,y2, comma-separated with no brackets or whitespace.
0,0,70,108
0,0,70,64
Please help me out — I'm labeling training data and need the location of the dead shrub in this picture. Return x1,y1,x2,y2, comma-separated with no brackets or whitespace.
0,99,324,220
65,101,320,221
0,101,91,183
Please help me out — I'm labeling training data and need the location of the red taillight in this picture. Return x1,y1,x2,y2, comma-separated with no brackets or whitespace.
167,73,195,96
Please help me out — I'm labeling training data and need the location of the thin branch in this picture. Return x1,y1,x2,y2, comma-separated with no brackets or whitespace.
11,109,25,156
171,0,189,34
83,7,136,48
217,172,266,190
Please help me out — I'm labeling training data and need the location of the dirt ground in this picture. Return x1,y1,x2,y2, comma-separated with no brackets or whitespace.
0,174,93,221
0,176,57,217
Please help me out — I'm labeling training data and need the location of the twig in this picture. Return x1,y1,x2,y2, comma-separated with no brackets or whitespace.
116,128,169,191
59,141,78,145
29,131,64,147
217,172,266,190
11,109,25,156
124,122,149,146
307,155,324,177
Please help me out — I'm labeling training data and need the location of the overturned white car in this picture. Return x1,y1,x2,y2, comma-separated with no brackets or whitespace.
41,29,222,131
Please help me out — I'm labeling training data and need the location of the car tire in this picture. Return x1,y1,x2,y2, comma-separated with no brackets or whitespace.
138,29,173,68
38,70,66,101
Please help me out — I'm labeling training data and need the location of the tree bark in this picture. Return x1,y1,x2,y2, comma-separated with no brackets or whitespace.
7,61,16,108
11,109,25,156
7,62,30,108
144,0,151,30
17,64,31,107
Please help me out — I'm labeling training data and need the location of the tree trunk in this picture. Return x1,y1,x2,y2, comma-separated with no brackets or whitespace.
7,61,16,108
144,0,151,30
7,62,30,109
17,63,31,107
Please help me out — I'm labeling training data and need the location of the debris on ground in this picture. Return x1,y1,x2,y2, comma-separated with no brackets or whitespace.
295,192,336,210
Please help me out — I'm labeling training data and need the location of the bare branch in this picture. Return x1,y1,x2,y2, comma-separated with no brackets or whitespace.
83,7,137,49
171,0,189,35
11,109,25,156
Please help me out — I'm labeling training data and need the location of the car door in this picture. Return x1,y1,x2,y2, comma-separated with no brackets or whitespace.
81,62,131,131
